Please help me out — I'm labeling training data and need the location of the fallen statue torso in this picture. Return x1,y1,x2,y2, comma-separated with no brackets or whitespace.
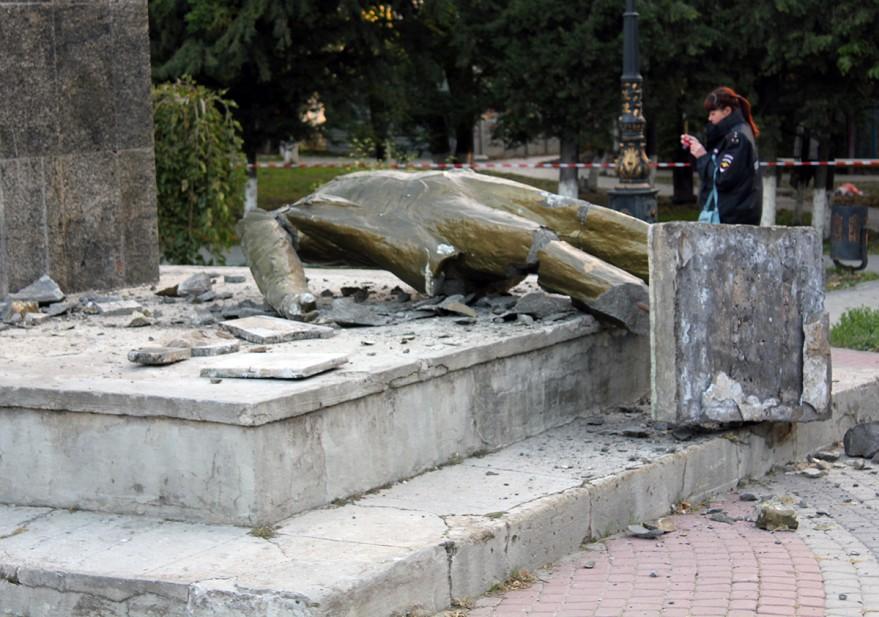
238,169,650,333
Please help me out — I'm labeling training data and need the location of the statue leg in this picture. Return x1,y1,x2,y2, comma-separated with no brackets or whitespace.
237,209,316,320
536,238,649,335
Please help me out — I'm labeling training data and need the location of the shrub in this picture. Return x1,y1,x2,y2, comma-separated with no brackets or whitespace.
830,307,879,352
153,77,247,264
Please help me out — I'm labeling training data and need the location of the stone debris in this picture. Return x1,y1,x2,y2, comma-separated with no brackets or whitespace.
627,524,665,540
189,309,218,327
756,502,799,531
340,286,370,303
191,340,240,357
813,450,841,462
9,274,65,305
43,301,72,317
156,284,179,297
224,275,247,284
322,297,388,327
739,492,758,502
800,467,825,479
513,291,573,320
24,312,50,326
200,352,347,380
844,422,879,459
126,312,152,328
708,512,737,524
95,300,144,316
127,346,192,366
221,300,276,320
439,299,477,319
221,315,336,344
177,273,213,298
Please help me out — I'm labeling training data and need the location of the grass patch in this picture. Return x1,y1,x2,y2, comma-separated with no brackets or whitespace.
830,307,879,351
248,525,279,540
257,166,353,210
825,267,879,291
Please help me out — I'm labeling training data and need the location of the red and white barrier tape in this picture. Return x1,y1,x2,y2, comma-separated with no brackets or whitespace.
248,159,879,170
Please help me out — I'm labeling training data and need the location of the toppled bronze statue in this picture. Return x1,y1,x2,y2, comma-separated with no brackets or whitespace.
238,169,650,333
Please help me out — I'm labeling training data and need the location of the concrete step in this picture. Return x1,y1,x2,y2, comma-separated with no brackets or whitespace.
2,356,877,617
0,266,649,526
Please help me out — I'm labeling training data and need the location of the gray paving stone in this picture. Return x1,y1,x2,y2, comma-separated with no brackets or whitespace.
127,346,191,366
199,352,347,380
221,315,336,343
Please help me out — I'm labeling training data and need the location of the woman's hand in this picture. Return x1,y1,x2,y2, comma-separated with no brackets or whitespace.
680,134,707,158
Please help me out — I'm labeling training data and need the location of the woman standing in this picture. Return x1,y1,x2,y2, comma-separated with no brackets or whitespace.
681,86,762,224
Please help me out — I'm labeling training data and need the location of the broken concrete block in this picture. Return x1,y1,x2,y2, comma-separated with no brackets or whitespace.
9,274,65,305
200,352,347,380
649,223,831,425
844,422,879,459
756,502,798,531
438,298,477,318
221,315,336,344
191,341,240,357
128,347,191,366
323,297,388,327
24,312,50,326
96,300,144,316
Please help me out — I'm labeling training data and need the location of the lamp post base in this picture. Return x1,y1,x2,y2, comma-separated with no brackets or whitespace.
608,187,658,222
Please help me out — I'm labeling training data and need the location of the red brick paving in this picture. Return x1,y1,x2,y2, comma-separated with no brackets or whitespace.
469,496,824,617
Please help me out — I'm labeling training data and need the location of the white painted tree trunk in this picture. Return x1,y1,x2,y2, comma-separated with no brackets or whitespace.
760,173,777,226
558,135,579,198
812,188,829,240
245,176,258,212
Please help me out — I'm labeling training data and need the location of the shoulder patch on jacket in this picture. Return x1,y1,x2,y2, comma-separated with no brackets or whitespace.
719,153,734,172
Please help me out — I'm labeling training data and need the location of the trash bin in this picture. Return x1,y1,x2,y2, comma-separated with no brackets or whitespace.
830,201,869,271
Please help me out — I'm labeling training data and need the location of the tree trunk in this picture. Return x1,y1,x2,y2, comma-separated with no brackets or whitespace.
245,150,258,212
558,135,579,199
760,171,777,226
453,116,475,163
425,115,451,162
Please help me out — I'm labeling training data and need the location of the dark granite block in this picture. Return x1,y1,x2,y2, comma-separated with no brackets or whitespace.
111,0,154,151
0,158,49,292
0,6,58,158
54,5,115,155
118,148,159,285
46,152,125,291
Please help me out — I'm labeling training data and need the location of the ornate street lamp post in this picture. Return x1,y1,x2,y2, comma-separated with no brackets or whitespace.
608,0,658,222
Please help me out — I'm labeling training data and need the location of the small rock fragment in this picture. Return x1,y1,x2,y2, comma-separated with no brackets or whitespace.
128,347,191,366
156,285,179,297
584,415,605,426
43,301,72,317
813,450,840,462
340,286,370,303
127,312,152,328
177,273,213,297
756,502,798,531
844,422,879,459
439,298,477,318
3,300,39,322
708,512,736,524
627,524,664,539
739,493,758,502
622,428,650,439
224,275,247,284
801,467,824,479
513,291,572,320
846,458,866,470
24,312,50,326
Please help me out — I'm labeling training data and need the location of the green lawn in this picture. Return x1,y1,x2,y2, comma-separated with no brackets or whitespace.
831,307,879,352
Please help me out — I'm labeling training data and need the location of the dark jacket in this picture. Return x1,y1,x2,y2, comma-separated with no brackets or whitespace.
696,109,762,224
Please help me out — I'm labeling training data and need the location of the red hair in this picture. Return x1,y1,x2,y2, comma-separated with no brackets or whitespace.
703,86,760,138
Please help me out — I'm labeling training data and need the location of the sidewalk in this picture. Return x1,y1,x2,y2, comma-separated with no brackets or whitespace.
455,287,879,617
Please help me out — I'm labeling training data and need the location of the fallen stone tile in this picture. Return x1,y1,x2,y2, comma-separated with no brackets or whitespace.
194,291,216,303
756,502,799,531
221,315,336,344
127,347,191,366
177,273,213,297
224,274,247,284
9,274,65,305
191,341,240,357
200,352,347,380
96,300,143,316
439,300,477,318
844,422,879,459
801,467,825,479
189,310,217,327
627,524,664,539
